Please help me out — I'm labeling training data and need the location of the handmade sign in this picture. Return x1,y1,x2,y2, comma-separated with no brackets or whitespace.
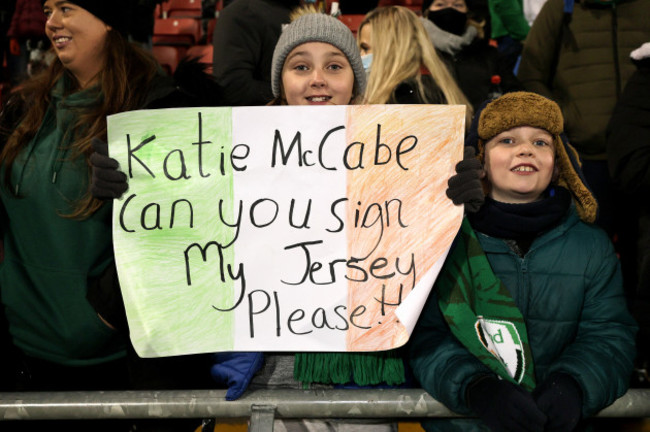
108,104,465,357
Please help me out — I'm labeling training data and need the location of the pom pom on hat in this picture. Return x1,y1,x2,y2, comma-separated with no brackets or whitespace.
271,13,366,100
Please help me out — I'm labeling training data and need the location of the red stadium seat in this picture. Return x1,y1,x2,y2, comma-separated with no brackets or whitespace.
159,0,171,18
167,0,203,18
338,14,365,36
153,18,202,46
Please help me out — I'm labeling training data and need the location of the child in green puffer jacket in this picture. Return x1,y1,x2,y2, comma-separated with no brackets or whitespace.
410,91,637,432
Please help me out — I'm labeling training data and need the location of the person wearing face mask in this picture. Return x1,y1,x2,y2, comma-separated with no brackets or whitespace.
358,5,472,127
361,51,373,76
421,0,522,111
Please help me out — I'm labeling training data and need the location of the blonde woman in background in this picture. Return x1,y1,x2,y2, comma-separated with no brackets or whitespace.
358,5,473,122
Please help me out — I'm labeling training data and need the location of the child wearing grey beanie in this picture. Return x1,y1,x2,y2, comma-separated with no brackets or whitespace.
270,12,367,102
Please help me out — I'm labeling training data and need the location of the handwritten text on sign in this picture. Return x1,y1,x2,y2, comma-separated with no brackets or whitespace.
107,105,464,357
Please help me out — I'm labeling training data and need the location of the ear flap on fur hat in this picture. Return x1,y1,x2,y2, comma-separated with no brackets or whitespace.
466,92,598,223
554,133,598,223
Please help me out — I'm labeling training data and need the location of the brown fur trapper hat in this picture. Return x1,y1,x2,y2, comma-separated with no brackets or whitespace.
476,91,598,223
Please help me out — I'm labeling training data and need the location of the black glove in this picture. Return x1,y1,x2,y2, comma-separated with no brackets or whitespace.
90,137,128,199
447,146,485,213
467,375,547,432
533,373,583,432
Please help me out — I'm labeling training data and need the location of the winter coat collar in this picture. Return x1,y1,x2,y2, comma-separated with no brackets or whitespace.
475,204,580,254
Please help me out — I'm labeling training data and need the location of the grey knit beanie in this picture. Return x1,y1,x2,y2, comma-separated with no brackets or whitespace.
271,13,366,99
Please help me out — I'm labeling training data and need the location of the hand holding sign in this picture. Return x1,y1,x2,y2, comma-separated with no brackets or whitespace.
90,137,129,200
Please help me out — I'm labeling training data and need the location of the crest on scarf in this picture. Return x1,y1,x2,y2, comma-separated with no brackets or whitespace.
475,317,526,384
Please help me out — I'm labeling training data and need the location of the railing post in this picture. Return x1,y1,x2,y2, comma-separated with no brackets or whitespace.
249,404,277,432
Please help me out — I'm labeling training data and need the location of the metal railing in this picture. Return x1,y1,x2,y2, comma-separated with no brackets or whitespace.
1,389,649,431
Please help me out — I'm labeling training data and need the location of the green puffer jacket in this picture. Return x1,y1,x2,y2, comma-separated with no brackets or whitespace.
410,207,637,430
516,0,650,160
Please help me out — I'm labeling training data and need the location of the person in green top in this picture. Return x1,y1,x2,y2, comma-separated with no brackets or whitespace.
0,1,221,431
410,92,637,432
486,0,530,71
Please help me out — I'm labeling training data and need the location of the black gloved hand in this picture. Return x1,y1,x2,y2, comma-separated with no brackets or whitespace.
90,137,128,199
533,373,583,432
447,146,485,213
467,375,547,432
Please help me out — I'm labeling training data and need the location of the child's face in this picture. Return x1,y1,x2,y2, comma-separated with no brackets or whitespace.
281,42,355,106
484,126,555,204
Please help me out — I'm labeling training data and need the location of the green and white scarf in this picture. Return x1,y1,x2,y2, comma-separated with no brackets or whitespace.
437,218,536,391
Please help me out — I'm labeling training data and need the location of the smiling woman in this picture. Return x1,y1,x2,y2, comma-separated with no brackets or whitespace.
42,0,111,88
0,1,220,431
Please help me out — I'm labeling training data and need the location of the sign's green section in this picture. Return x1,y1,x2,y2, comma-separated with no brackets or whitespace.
108,107,235,355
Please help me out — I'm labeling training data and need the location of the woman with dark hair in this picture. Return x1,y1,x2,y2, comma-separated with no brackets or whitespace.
0,2,218,430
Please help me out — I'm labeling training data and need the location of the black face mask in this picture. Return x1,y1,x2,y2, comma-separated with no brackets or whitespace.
427,8,468,36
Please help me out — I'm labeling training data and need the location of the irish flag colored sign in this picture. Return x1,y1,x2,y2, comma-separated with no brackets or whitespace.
107,104,465,357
